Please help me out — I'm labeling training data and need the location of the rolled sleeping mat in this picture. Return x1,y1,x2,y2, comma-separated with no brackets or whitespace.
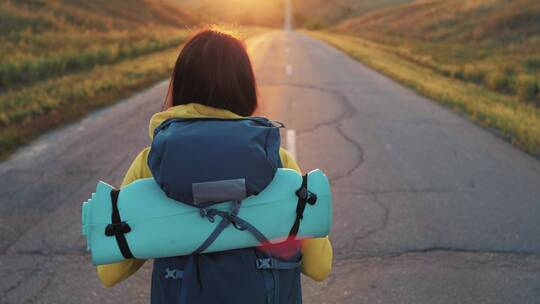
82,168,332,265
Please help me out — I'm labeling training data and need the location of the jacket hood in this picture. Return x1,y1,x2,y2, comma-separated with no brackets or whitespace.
148,103,242,139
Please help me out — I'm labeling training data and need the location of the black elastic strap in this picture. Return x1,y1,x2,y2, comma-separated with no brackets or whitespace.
104,189,134,259
288,174,317,238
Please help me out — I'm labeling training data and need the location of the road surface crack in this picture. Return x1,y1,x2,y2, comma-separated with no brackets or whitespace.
25,275,52,304
262,82,365,182
347,193,390,257
332,124,365,182
1,258,52,303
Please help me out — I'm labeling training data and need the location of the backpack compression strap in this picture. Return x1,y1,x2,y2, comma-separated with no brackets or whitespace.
288,174,318,238
193,201,271,255
104,189,134,259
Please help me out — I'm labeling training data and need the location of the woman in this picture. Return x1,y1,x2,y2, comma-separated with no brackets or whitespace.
97,28,333,303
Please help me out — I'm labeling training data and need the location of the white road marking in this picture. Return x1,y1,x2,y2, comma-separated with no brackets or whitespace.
286,64,292,76
286,129,297,160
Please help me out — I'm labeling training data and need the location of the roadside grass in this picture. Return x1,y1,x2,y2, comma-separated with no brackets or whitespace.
329,0,540,104
354,34,540,104
306,31,540,157
0,47,179,160
0,0,196,91
0,26,269,160
0,29,187,91
0,0,196,159
0,0,272,160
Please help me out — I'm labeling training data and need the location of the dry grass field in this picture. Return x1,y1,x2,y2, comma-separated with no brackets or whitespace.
334,0,540,103
0,0,198,158
293,0,412,29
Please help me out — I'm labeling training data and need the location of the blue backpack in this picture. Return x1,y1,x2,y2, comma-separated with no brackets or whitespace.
147,117,307,304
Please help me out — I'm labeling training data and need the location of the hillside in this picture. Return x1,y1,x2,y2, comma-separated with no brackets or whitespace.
1,0,195,34
334,0,540,44
292,0,413,29
0,0,196,91
0,0,198,158
331,0,540,103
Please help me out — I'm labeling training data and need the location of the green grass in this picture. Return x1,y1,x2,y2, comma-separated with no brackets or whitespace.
307,31,540,157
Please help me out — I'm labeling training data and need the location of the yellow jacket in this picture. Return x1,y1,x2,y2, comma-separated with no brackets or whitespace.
97,103,333,287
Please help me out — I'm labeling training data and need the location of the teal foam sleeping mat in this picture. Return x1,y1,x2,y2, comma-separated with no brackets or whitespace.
82,168,332,265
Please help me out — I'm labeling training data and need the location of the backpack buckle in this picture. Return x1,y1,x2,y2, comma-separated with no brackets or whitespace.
295,187,317,205
256,258,274,269
104,222,131,236
231,219,247,231
199,208,216,223
164,268,184,280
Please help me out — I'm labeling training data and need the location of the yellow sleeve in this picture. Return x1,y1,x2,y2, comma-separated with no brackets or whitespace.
279,148,333,282
120,147,153,187
97,147,152,287
299,237,333,282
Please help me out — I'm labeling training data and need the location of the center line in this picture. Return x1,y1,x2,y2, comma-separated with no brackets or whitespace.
286,64,292,76
286,129,297,160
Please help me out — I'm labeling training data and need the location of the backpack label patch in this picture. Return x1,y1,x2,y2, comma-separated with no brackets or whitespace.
192,178,246,204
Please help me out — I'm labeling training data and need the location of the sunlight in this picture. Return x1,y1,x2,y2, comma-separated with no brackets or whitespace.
189,0,283,26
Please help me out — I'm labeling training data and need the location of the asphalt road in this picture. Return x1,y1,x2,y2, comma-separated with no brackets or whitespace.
1,30,540,304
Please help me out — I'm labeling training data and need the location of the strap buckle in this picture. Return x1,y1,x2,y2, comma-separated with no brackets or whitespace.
199,208,216,223
295,187,317,205
105,222,131,236
256,258,274,269
164,268,184,280
255,258,303,270
230,215,247,231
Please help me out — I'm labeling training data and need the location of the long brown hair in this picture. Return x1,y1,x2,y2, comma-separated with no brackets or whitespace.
167,28,258,116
